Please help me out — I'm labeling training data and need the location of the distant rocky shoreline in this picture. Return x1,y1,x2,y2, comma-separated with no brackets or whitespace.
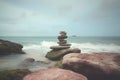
0,32,120,80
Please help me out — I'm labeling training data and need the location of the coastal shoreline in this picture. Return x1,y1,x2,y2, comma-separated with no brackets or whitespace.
0,37,119,80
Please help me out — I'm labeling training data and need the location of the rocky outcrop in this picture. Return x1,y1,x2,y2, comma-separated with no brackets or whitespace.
0,39,25,55
46,48,81,60
0,69,31,80
23,68,87,80
62,52,120,80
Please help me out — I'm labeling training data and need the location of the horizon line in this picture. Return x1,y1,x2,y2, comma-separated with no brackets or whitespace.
0,35,120,37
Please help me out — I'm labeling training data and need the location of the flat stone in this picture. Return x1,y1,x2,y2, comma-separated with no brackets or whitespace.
59,44,71,46
58,42,67,45
58,36,67,39
50,46,70,50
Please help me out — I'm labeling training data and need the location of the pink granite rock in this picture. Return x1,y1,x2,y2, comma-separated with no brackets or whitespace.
62,52,120,80
23,68,87,80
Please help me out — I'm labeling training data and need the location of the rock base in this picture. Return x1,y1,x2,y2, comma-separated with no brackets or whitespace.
45,48,81,60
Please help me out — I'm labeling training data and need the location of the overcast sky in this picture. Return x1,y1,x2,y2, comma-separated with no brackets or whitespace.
0,0,120,36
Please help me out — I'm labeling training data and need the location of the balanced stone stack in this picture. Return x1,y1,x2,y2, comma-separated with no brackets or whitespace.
50,31,71,50
45,31,81,60
57,31,71,46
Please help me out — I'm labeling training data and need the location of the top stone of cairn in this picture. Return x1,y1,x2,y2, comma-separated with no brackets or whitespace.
60,31,66,36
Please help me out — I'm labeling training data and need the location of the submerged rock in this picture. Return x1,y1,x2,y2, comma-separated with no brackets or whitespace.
46,48,81,60
0,69,31,80
20,58,51,68
23,68,87,80
0,39,25,55
20,58,35,67
62,52,120,80
23,58,35,63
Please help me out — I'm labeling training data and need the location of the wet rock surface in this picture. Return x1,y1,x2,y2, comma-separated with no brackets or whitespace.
0,69,31,80
0,39,25,55
46,48,81,60
23,68,87,80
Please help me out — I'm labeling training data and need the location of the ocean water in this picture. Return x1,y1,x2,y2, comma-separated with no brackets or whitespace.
0,36,120,71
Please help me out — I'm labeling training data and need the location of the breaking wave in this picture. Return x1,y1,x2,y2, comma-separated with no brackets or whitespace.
23,41,120,56
0,41,120,71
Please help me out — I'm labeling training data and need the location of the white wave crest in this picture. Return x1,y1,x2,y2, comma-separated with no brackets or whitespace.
23,41,57,51
71,42,120,53
22,41,120,60
23,41,120,54
23,41,57,60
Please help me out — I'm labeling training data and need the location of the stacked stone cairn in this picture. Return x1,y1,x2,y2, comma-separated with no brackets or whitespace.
45,31,81,60
57,31,71,46
50,31,71,50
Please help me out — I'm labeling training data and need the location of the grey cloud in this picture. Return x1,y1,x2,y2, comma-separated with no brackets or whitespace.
57,5,73,16
99,0,120,15
0,17,18,24
79,0,120,21
101,0,120,9
0,13,24,24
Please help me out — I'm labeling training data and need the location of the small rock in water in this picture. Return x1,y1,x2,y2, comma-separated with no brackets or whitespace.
23,58,35,63
19,58,51,68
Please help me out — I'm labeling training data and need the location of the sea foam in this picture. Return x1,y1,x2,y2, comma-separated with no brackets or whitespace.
23,41,120,55
71,42,120,53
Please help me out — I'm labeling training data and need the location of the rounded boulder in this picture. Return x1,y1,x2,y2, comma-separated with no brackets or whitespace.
23,68,87,80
